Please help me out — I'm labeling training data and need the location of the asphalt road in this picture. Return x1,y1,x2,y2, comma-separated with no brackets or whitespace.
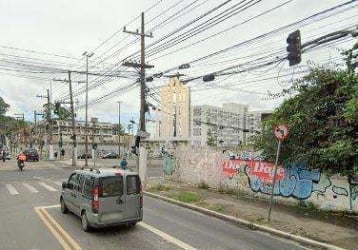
0,159,309,250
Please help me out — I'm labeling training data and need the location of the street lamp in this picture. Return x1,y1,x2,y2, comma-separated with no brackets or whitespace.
83,51,94,166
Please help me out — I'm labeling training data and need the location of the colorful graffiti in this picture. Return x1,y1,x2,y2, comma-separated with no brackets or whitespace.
222,159,322,199
162,153,175,175
249,162,321,199
351,185,358,201
332,185,349,196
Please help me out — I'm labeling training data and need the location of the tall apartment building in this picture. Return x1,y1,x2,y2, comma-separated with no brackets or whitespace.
191,103,248,147
157,77,190,140
191,103,271,147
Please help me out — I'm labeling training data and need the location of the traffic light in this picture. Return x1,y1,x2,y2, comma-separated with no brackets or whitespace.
131,136,141,156
286,30,301,66
54,102,61,115
131,146,137,155
203,74,215,82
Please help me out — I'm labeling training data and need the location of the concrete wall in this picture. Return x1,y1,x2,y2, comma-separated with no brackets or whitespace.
162,145,358,212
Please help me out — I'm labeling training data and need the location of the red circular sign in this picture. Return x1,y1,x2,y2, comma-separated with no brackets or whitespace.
274,125,289,141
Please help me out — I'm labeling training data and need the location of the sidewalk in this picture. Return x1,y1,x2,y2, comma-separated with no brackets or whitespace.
0,159,50,170
145,178,358,250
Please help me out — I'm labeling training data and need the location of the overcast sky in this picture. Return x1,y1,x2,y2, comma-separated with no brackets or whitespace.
0,0,357,132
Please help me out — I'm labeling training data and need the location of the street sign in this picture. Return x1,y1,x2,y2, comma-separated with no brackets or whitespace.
274,125,289,141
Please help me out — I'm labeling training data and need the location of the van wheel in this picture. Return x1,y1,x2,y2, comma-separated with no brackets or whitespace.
60,198,68,214
81,211,91,232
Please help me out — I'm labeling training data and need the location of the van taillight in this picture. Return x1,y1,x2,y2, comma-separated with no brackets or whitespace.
92,186,100,213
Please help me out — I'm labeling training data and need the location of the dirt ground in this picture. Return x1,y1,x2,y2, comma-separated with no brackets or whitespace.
146,178,358,250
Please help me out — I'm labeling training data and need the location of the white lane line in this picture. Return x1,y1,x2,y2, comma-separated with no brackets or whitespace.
138,222,197,250
5,184,19,195
53,181,62,186
23,183,39,193
37,204,60,209
38,182,58,192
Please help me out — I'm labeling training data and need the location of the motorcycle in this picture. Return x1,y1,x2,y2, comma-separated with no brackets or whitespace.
17,160,25,171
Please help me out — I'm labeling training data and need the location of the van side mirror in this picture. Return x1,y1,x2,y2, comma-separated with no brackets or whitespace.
62,182,68,189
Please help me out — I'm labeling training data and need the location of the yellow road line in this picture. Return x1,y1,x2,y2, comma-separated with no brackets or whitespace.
40,208,82,250
34,207,71,250
138,222,197,250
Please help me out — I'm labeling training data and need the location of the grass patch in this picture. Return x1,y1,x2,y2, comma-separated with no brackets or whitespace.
253,216,266,224
147,183,171,192
196,201,209,207
168,191,201,203
209,205,225,212
305,201,318,211
298,200,319,211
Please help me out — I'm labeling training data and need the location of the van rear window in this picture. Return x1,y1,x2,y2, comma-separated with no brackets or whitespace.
127,175,140,195
100,176,123,197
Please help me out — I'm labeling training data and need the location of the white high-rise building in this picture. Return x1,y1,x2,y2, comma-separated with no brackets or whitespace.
191,103,271,147
157,77,190,140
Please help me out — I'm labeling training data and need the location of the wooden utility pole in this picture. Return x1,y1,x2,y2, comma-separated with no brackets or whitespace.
123,12,153,133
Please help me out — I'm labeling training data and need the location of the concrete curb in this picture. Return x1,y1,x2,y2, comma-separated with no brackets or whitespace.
144,191,346,250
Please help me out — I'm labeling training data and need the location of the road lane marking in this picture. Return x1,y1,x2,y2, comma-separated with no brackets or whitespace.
40,208,82,250
54,181,63,186
38,182,58,191
5,184,19,195
34,206,82,250
34,208,72,250
38,204,61,209
36,204,194,250
138,222,197,250
23,183,39,193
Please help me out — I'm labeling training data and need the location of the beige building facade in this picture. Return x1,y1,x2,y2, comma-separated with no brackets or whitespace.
158,77,190,140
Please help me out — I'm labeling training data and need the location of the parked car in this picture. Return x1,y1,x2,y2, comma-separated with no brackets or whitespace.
101,152,119,159
60,168,143,231
23,148,39,162
77,153,92,159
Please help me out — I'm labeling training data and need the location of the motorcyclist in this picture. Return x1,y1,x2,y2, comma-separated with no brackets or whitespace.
17,152,26,171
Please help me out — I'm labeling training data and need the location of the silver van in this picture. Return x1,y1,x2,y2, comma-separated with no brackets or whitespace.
60,168,143,231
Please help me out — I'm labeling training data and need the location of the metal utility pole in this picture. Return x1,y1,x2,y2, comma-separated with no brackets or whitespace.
117,101,121,156
68,71,77,166
36,89,54,159
53,72,78,166
123,12,153,133
83,51,94,166
14,113,25,147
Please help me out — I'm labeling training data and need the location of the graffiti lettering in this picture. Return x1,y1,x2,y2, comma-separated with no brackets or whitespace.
332,186,349,196
352,185,358,201
245,162,320,200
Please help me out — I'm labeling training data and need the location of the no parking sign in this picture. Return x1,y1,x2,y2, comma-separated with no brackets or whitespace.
273,125,289,141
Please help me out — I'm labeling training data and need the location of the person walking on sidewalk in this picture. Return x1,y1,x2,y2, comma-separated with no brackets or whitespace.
60,148,65,160
1,149,6,162
119,157,128,170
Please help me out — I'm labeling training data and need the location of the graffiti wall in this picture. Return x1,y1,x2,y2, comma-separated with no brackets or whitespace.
163,146,358,212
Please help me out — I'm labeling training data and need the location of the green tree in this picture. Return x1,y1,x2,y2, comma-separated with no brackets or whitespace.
253,44,358,175
0,96,10,117
56,106,72,120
